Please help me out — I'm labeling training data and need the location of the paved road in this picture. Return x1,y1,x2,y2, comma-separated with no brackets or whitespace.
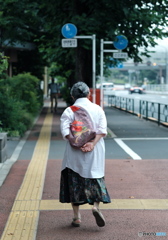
0,100,168,240
105,107,168,160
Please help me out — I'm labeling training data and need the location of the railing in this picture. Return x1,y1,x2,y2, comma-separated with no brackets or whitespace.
108,95,168,127
108,96,135,113
145,84,168,93
139,100,168,126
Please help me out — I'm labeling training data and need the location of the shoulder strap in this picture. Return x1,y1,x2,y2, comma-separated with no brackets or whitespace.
70,105,80,112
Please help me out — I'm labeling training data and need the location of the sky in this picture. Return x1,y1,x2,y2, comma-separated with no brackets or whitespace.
141,37,168,53
156,38,168,48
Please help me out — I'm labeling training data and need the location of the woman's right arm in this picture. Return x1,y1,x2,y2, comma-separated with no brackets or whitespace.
60,108,73,140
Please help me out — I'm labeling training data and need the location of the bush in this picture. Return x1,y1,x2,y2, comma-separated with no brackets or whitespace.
0,73,43,137
0,93,33,136
11,73,42,116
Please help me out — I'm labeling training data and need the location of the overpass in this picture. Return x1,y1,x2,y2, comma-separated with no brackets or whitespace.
110,62,166,71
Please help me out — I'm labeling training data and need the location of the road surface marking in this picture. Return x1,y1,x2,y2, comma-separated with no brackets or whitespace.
114,138,142,160
39,199,168,210
120,137,168,140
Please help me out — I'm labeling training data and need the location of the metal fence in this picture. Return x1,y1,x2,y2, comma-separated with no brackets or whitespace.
108,96,135,113
145,84,168,93
108,95,168,127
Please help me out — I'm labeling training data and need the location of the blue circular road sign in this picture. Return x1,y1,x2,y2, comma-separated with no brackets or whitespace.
61,23,77,39
113,35,128,50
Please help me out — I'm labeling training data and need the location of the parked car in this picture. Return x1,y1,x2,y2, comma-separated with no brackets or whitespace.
129,86,144,94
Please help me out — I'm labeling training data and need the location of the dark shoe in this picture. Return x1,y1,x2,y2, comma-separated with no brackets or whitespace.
71,218,81,227
92,207,105,227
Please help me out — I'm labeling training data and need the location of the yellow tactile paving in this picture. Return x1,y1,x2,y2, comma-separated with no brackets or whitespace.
2,211,38,240
39,199,168,211
0,108,52,240
1,105,168,240
12,200,40,211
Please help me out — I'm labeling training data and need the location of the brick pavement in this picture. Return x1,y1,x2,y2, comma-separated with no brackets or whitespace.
0,99,168,240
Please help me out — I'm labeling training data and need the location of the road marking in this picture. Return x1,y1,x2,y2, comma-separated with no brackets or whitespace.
114,138,142,160
39,199,168,210
120,138,168,140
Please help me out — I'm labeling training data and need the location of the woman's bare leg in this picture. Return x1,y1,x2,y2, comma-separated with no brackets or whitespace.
71,203,81,227
71,203,81,219
93,202,99,209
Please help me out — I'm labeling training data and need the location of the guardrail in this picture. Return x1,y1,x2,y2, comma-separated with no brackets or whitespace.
107,95,168,127
139,100,168,126
145,84,168,93
108,96,135,114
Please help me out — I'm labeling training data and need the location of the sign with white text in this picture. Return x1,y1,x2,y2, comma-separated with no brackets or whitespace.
113,52,128,59
62,39,77,48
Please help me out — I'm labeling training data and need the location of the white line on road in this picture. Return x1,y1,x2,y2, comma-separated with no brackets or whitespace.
120,138,168,141
114,138,142,160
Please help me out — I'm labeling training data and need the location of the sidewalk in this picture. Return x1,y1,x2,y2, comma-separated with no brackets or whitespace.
0,99,67,187
0,98,168,240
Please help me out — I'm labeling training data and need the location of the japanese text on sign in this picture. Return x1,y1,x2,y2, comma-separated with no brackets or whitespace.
113,52,128,59
62,39,77,48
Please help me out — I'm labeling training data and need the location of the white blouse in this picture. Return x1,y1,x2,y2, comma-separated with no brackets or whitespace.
60,98,107,178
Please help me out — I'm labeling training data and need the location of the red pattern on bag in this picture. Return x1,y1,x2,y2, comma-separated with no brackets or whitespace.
70,106,80,112
69,106,96,148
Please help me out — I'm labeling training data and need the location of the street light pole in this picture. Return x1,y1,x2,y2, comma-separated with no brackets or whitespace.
165,49,168,85
158,45,168,84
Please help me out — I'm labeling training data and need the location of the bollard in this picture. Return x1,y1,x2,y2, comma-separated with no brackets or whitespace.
0,133,8,163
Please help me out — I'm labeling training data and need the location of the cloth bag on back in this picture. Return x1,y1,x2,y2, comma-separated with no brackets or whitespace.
68,105,96,148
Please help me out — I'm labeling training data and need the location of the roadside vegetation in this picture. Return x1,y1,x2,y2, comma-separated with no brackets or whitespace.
0,0,168,127
0,71,43,137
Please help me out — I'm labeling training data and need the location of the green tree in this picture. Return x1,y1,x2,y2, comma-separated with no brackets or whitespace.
0,52,8,75
0,0,168,87
35,0,168,87
0,0,46,78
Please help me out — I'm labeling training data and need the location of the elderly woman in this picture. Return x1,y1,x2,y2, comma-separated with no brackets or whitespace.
59,82,111,228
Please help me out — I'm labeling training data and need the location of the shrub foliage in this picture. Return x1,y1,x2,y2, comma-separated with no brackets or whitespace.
0,73,43,137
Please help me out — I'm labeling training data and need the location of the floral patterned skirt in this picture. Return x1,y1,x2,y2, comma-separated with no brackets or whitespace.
59,168,111,205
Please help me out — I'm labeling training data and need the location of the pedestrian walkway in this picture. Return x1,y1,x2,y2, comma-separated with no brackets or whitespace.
0,99,168,240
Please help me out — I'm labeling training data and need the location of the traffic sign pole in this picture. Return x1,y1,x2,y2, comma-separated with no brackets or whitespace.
100,37,128,108
75,35,96,104
61,23,96,104
100,39,104,109
100,40,120,108
92,34,96,104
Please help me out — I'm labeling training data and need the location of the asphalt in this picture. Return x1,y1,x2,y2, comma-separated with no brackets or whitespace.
0,98,168,240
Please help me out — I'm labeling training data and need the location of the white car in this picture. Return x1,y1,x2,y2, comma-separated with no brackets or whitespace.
98,82,115,96
102,82,114,90
124,83,131,90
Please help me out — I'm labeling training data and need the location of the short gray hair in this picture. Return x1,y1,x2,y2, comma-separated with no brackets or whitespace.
70,82,89,99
